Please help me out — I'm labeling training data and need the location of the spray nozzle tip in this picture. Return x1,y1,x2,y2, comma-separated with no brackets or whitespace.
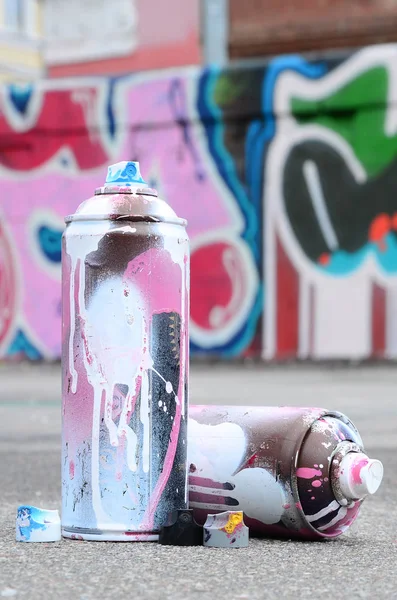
105,161,147,186
338,452,384,500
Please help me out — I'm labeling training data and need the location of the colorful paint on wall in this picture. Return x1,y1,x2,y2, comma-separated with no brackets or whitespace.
1,44,397,360
0,71,260,359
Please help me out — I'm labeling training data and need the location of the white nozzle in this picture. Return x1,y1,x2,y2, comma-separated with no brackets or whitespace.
338,452,383,500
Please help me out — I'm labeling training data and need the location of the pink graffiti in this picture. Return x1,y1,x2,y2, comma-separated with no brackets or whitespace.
0,220,17,349
0,87,109,170
0,74,257,359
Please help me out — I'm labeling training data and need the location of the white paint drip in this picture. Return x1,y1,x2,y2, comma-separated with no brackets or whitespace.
66,225,115,525
68,260,77,394
91,386,112,525
140,370,150,473
122,419,138,472
112,276,148,471
103,382,119,448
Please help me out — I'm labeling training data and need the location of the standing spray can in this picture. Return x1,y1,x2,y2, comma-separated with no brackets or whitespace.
61,161,189,541
188,406,383,540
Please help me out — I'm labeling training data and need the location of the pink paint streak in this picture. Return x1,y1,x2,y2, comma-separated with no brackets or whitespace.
312,480,322,488
141,386,183,529
351,458,369,485
296,467,322,479
123,248,183,315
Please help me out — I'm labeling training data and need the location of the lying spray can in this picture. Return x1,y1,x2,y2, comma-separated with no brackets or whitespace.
62,161,189,541
188,406,383,540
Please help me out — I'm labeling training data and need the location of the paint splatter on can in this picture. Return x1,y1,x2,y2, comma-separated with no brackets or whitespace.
188,406,383,540
61,161,189,541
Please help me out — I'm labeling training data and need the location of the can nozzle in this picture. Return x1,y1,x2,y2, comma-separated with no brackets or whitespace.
337,452,383,500
105,161,147,186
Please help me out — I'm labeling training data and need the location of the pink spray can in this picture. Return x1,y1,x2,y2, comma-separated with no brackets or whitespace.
188,406,383,540
61,161,189,541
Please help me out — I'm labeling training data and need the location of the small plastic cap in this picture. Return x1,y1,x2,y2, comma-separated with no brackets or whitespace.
203,511,249,548
105,161,147,186
159,509,202,546
16,506,61,542
338,452,384,500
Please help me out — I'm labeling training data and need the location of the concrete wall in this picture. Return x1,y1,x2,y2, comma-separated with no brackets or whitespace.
1,44,397,360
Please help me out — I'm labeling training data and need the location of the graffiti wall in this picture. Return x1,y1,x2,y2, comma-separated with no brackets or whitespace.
1,43,397,360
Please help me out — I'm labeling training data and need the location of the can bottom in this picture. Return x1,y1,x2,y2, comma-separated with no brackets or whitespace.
62,527,159,542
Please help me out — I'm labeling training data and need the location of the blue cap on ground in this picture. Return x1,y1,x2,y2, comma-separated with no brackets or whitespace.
105,161,147,186
16,505,61,542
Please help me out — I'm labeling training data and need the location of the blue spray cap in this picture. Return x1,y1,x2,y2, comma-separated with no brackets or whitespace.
105,161,147,186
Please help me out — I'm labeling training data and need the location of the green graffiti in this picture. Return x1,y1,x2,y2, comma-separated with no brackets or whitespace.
213,73,248,107
291,67,397,177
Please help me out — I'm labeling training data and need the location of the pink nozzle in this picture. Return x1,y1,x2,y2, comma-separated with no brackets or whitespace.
337,452,383,500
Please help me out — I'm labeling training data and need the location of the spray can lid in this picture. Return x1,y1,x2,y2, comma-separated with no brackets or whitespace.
337,452,383,500
105,161,147,187
65,160,187,226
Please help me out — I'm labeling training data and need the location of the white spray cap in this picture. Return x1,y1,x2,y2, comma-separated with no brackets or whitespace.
338,452,383,500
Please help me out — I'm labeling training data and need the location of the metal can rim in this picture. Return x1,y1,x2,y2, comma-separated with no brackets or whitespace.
94,186,158,197
64,214,188,226
292,409,363,539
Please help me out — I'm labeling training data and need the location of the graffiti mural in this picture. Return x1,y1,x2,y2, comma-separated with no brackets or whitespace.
1,44,397,360
0,72,260,360
264,45,397,359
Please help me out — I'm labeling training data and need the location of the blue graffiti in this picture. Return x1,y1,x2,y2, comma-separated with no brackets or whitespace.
195,59,327,357
37,225,62,263
106,78,117,140
196,69,266,357
8,83,33,115
7,330,43,360
248,55,327,217
321,233,397,277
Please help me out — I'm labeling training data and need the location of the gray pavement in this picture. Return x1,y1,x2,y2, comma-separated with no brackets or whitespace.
0,363,396,599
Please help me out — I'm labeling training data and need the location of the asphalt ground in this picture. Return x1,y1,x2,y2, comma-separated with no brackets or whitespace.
0,363,396,599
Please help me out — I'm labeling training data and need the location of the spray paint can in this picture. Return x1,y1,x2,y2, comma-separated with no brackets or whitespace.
188,406,383,540
61,161,189,541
